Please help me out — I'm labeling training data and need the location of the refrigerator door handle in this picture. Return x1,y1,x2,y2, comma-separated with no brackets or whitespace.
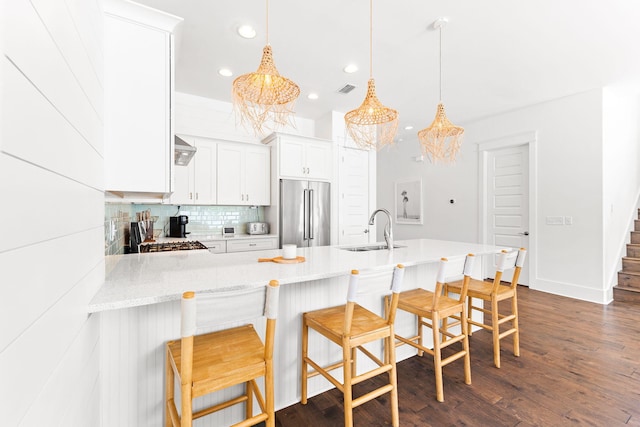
309,189,314,239
303,189,308,240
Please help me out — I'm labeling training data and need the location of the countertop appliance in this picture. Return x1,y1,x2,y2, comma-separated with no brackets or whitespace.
169,215,189,238
247,222,269,235
280,179,330,248
222,226,236,238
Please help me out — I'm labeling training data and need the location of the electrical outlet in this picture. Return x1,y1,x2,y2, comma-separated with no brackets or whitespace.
564,216,573,225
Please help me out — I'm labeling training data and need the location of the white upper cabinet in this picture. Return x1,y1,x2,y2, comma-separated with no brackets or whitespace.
217,142,270,205
104,1,182,194
171,137,217,205
265,133,332,181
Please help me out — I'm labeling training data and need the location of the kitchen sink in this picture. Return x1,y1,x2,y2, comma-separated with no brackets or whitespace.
341,244,406,252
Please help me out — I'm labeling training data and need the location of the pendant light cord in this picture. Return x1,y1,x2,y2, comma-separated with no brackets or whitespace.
266,0,269,45
439,25,442,102
369,0,373,78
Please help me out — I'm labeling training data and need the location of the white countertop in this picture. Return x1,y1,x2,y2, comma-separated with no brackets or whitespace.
89,239,505,313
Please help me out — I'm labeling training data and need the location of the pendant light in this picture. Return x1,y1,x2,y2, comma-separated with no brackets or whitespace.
344,0,399,150
418,17,464,164
232,0,300,136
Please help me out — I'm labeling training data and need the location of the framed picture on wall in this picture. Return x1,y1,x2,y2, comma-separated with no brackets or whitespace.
395,178,423,225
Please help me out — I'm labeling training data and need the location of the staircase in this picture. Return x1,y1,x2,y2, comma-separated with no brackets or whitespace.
613,210,640,303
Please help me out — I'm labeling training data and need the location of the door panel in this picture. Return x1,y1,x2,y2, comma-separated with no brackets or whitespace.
280,179,306,247
487,144,529,284
309,181,331,247
339,147,370,245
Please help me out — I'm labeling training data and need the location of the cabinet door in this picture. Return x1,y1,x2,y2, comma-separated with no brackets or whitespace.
305,141,332,181
217,143,244,205
104,16,171,193
226,237,278,253
170,163,194,205
279,138,306,178
193,139,217,204
244,146,270,205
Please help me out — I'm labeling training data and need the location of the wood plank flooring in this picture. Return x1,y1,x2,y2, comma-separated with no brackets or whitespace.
272,286,640,426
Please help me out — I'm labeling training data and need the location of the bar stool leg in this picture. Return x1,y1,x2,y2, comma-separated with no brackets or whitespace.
388,333,400,427
462,314,472,385
512,291,520,357
432,313,444,402
165,347,174,427
343,339,354,427
301,317,309,404
492,297,501,368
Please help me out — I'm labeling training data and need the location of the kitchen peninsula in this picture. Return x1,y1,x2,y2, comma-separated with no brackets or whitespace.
92,239,504,426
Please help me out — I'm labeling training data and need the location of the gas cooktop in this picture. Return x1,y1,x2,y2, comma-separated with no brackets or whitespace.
139,241,207,253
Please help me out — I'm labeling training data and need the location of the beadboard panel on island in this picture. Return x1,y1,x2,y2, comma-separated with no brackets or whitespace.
0,0,104,425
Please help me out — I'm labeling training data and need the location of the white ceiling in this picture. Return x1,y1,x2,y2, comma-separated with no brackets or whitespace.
135,0,640,141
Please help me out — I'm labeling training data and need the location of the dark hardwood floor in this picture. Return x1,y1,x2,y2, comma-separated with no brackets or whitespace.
273,286,640,426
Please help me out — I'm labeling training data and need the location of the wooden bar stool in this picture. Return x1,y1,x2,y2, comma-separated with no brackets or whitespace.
391,254,475,402
301,265,405,427
445,248,526,368
165,280,280,427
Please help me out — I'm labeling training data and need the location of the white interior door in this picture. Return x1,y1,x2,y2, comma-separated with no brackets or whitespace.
338,147,370,245
486,144,530,285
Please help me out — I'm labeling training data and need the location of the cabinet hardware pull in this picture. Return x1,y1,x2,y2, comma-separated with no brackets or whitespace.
189,192,193,200
196,193,199,200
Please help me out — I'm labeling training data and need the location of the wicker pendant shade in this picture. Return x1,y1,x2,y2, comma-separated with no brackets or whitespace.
232,0,299,136
418,18,464,164
232,45,300,135
418,102,464,163
344,0,398,150
345,79,399,150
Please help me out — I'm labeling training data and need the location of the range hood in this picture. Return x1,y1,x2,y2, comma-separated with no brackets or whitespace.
174,136,196,166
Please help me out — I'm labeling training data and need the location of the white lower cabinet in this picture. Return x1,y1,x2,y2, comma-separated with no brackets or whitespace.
201,240,226,253
171,137,217,204
217,142,270,205
226,237,278,253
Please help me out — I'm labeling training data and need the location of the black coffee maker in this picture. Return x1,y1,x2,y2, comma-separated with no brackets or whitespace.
169,215,189,237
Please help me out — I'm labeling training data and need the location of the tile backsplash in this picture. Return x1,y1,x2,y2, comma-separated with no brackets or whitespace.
104,203,266,255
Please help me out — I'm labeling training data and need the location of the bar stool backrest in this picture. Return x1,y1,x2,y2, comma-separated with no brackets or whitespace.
181,282,280,338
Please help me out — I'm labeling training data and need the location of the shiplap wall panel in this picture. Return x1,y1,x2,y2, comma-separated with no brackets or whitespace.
0,227,103,351
0,0,103,425
0,155,103,252
0,255,103,425
18,310,100,426
2,57,103,190
30,0,104,118
64,0,104,86
3,0,103,156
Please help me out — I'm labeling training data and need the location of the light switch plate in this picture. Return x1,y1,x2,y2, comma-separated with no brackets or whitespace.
564,216,573,225
546,216,564,225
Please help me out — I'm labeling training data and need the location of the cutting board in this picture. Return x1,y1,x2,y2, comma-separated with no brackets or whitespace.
258,256,306,264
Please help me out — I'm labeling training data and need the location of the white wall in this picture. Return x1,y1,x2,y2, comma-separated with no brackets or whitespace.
602,87,640,296
0,0,104,425
175,92,315,142
378,89,624,303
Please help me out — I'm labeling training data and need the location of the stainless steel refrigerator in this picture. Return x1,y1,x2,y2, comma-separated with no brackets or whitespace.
280,179,330,248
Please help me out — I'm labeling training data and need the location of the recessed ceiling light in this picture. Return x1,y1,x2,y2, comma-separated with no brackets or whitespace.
237,25,256,39
343,64,358,74
404,125,414,130
307,93,319,100
218,68,233,77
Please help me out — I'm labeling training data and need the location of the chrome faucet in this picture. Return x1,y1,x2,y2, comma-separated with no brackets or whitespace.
369,208,394,250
